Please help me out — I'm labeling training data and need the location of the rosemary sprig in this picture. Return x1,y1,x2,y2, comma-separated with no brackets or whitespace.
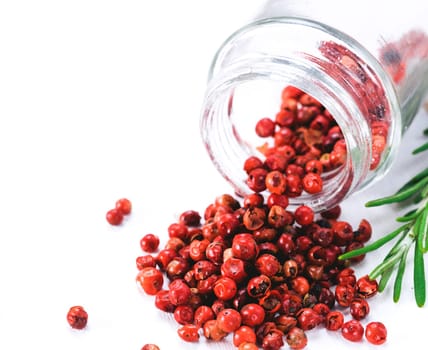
339,146,428,307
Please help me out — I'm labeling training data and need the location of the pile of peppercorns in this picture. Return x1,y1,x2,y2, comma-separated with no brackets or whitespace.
133,87,388,349
67,86,388,349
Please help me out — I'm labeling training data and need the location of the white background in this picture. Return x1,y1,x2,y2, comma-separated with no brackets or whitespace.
0,1,427,349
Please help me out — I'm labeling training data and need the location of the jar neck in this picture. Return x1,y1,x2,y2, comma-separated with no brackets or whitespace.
201,17,404,212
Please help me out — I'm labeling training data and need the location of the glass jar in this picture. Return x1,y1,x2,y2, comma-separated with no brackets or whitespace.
200,0,428,212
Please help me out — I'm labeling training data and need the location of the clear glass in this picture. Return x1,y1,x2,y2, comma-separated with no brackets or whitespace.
200,0,428,212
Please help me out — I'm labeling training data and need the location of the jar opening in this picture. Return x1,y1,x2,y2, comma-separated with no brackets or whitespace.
201,17,401,212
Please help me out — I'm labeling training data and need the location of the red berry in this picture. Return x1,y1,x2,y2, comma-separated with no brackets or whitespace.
233,325,257,347
136,267,164,295
266,193,289,209
136,255,156,270
179,210,201,226
365,321,387,345
349,298,370,320
255,254,281,277
193,305,215,328
282,86,304,99
221,257,248,284
356,275,378,298
296,307,322,331
354,218,372,243
177,324,199,342
342,319,364,342
154,290,175,313
141,344,160,350
285,327,307,350
246,168,268,193
173,305,194,325
291,276,310,296
216,308,242,333
335,283,356,307
285,174,303,197
115,198,132,215
240,303,265,327
246,274,271,298
232,233,259,261
140,233,160,253
168,279,192,306
106,208,123,225
325,310,344,331
265,170,287,195
294,205,314,226
67,306,88,330
302,172,323,194
255,117,276,137
243,156,264,174
213,276,238,301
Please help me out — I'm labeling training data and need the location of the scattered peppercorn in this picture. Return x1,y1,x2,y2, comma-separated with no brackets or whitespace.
365,321,387,345
67,305,88,330
115,198,132,215
106,198,132,225
106,208,124,226
141,344,160,350
140,233,160,253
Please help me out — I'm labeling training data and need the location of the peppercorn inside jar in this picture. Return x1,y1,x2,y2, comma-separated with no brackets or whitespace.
201,11,428,212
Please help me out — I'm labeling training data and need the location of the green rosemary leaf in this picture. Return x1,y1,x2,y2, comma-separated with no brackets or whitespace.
417,203,428,253
414,240,426,307
366,176,428,207
396,208,419,222
396,167,428,193
378,267,394,293
412,142,428,155
338,223,410,260
421,184,428,199
393,245,410,303
414,213,423,238
370,252,404,279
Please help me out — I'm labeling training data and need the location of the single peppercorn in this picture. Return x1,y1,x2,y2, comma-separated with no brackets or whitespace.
173,305,194,325
286,327,307,350
365,321,387,345
141,344,160,350
233,325,257,348
294,205,314,226
67,305,88,330
216,308,242,333
136,267,164,295
302,172,323,194
177,324,199,342
115,198,132,215
140,233,160,253
240,303,266,327
255,117,276,137
106,208,123,226
349,298,370,320
342,319,364,342
325,310,344,331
